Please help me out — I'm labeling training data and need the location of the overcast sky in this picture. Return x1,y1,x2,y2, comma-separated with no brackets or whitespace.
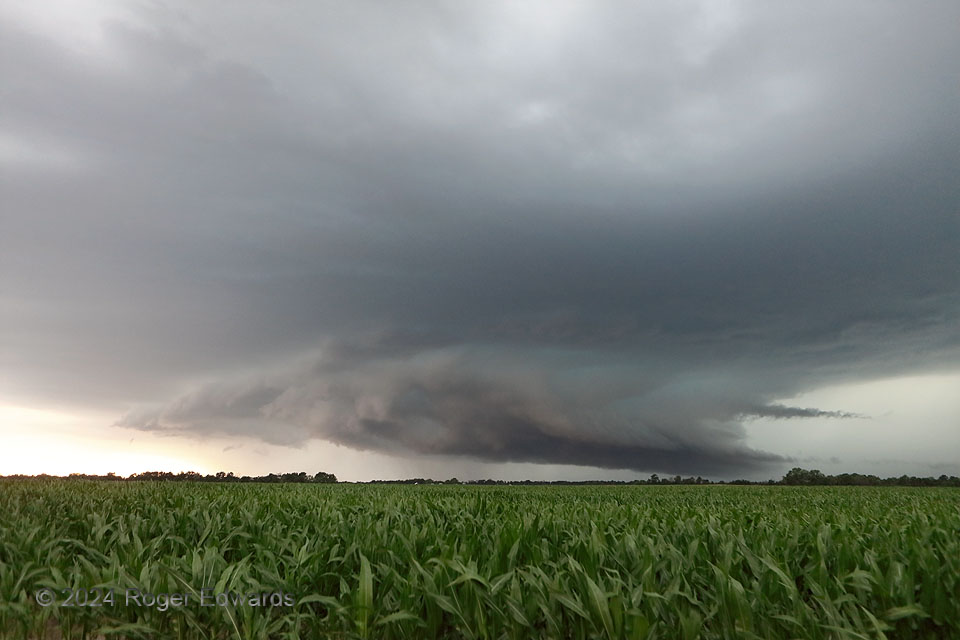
1,0,958,481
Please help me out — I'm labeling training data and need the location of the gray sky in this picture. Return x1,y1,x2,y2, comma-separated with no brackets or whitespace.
1,0,958,480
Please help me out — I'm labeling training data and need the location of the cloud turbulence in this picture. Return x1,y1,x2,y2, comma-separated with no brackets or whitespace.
2,1,959,477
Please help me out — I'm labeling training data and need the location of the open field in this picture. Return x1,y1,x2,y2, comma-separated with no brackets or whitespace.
1,482,957,639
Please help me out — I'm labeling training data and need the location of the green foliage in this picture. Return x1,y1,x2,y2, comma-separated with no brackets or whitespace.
1,482,957,639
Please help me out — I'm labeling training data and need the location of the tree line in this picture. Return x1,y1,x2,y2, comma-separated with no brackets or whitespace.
778,467,960,487
0,471,337,483
2,467,958,486
368,469,960,487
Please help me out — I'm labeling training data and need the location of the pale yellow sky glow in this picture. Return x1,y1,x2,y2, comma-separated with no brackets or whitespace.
0,405,209,477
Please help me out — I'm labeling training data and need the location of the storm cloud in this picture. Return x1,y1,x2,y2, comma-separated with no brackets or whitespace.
743,405,864,420
117,343,798,474
2,1,959,477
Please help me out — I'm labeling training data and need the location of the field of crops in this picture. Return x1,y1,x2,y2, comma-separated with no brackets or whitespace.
1,482,957,639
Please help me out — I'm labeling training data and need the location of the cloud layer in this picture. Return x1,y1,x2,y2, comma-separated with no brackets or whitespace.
117,343,799,475
3,1,959,476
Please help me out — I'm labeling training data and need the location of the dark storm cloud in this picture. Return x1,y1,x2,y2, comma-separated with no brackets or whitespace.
3,1,959,476
742,405,864,420
116,344,792,475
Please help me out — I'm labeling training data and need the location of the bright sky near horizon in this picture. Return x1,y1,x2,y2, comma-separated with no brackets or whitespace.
1,0,958,481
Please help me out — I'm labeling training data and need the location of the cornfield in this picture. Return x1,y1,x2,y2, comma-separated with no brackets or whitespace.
1,482,957,639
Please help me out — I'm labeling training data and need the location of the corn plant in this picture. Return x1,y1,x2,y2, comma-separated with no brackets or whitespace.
1,481,957,639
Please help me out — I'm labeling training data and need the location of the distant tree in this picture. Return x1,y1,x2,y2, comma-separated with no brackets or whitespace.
783,467,825,485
